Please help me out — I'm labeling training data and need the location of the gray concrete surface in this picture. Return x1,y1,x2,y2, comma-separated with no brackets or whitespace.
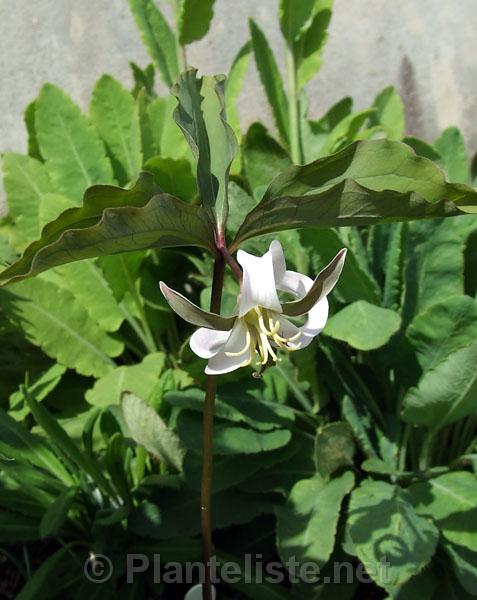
1,0,476,160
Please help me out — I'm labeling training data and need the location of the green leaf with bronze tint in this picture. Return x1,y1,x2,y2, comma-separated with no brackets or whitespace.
249,19,290,145
177,0,215,44
324,301,401,351
121,392,185,471
347,479,439,591
406,295,477,371
127,0,179,87
35,84,114,202
0,277,122,377
0,173,215,286
90,75,143,184
402,342,477,430
243,123,291,199
172,69,238,231
277,471,354,569
369,86,405,140
231,140,474,249
435,126,469,183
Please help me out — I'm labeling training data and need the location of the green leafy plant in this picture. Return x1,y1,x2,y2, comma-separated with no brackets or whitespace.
1,1,477,599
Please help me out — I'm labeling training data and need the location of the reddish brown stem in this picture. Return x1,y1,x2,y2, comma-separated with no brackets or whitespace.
200,253,225,600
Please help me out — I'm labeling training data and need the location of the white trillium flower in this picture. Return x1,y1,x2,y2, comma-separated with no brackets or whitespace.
160,240,346,376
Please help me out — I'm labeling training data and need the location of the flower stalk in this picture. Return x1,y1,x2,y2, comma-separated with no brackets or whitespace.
200,253,225,600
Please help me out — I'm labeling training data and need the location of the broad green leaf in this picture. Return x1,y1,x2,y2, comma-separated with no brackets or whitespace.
9,363,66,421
90,74,143,184
86,353,165,407
402,342,477,430
443,540,477,595
2,153,52,245
39,487,77,538
0,277,121,377
172,69,238,230
122,392,185,471
16,547,76,600
409,471,477,552
314,422,355,477
127,0,179,86
407,295,477,371
403,218,465,320
231,139,473,248
369,86,405,140
99,250,145,302
137,88,155,160
36,84,114,202
54,259,124,332
347,479,439,590
38,193,77,228
301,228,380,304
403,136,443,165
243,123,291,199
277,471,354,569
144,156,197,200
183,439,298,492
389,569,437,600
165,385,295,432
176,410,291,455
0,173,215,286
324,301,401,351
177,0,215,44
0,409,73,485
249,19,290,145
295,3,333,89
226,183,256,238
225,41,252,139
279,0,316,44
435,126,469,183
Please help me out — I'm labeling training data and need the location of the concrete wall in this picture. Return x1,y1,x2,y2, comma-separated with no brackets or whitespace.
1,0,476,157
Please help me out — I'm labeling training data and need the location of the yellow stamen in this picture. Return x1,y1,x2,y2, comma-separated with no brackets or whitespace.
225,329,251,357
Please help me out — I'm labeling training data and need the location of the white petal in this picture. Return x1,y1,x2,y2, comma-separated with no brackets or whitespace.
270,240,286,282
205,320,251,375
237,246,282,317
189,327,230,359
299,296,329,348
277,270,313,299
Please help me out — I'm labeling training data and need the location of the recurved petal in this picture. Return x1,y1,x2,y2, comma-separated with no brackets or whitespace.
299,296,329,348
281,249,347,317
190,327,231,359
237,244,282,317
160,282,236,330
205,320,252,375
